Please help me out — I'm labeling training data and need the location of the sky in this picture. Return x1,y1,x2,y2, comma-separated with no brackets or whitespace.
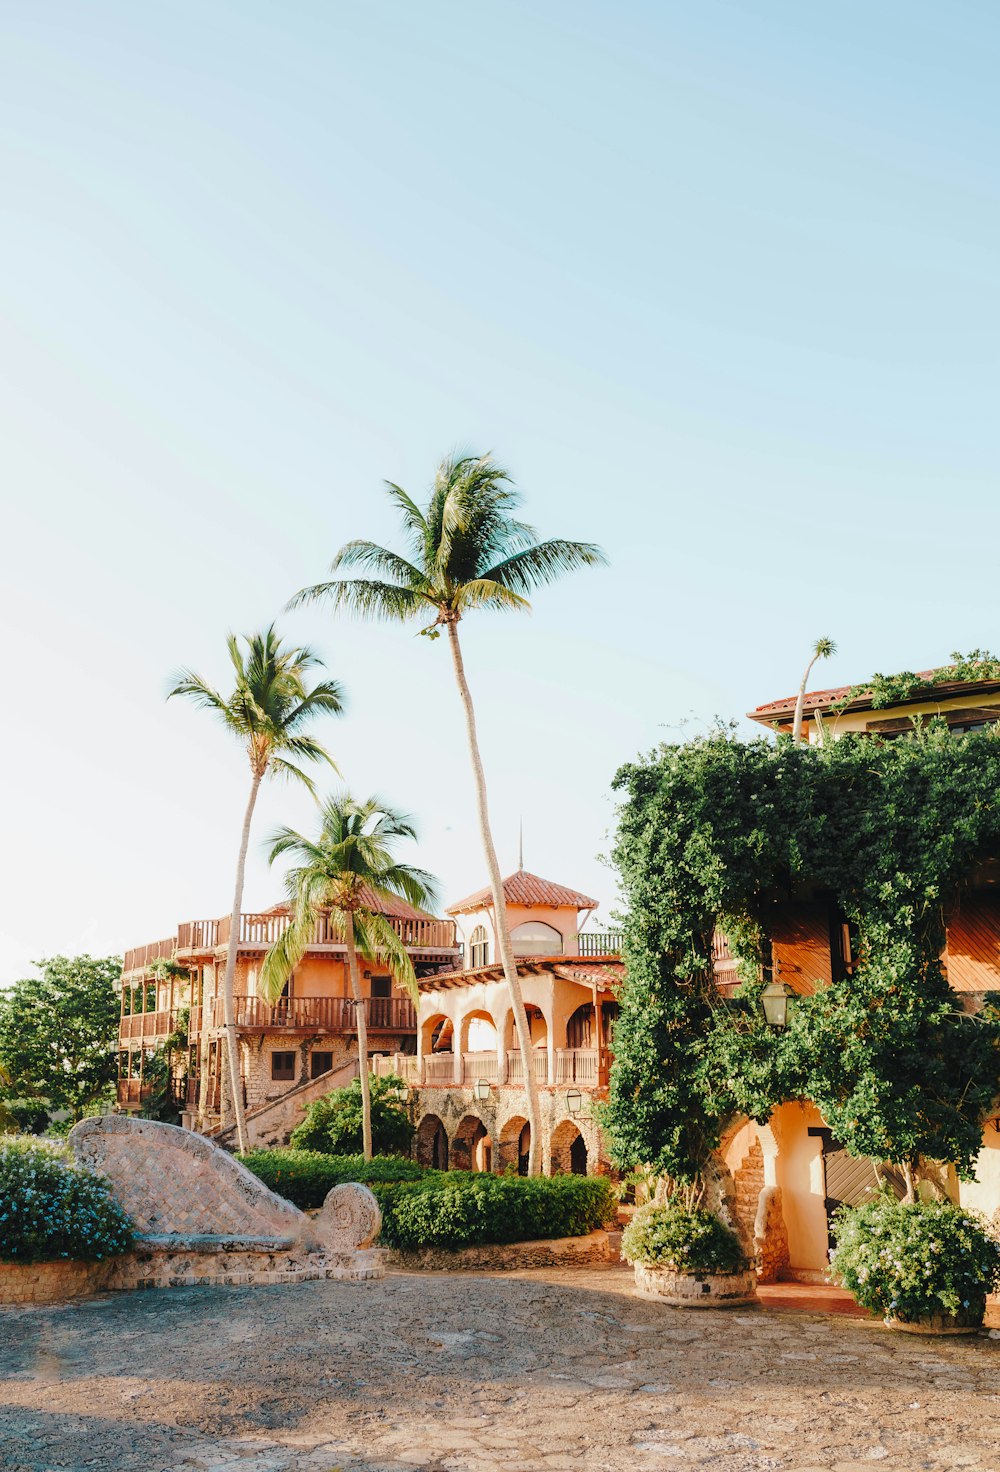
1,1,999,983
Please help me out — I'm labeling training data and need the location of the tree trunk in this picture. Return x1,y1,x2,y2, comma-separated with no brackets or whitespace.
220,772,260,1154
345,914,372,1160
447,620,543,1175
902,1158,916,1204
791,654,820,746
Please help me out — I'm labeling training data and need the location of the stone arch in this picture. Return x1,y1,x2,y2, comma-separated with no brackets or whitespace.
415,1112,449,1171
550,1118,588,1176
503,1004,547,1050
452,1113,492,1173
498,1115,531,1176
421,1012,454,1054
459,1008,498,1054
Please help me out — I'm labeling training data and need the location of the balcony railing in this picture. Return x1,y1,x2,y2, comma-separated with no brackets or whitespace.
423,1052,458,1084
506,1048,551,1085
371,1053,422,1083
413,1047,603,1088
554,1048,600,1084
116,1079,151,1106
173,911,457,954
575,932,623,956
121,937,176,974
204,994,417,1033
119,1010,172,1040
462,1052,499,1084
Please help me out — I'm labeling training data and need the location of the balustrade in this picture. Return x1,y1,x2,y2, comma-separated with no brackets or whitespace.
204,994,417,1032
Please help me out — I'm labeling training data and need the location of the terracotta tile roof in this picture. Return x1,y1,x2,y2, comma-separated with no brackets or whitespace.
446,869,599,916
419,956,624,991
262,886,443,922
748,665,1000,725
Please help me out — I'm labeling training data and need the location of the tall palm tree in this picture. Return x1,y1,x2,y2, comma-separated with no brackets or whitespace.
259,794,438,1160
168,625,344,1152
289,453,606,1173
791,637,837,746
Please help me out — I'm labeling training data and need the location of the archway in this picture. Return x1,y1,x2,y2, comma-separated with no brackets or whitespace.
511,920,563,956
551,1119,588,1175
498,1115,531,1176
415,1113,449,1170
452,1114,492,1173
421,1013,454,1053
566,1000,619,1048
460,1009,498,1054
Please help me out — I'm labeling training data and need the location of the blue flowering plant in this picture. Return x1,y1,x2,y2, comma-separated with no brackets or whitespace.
831,1192,1000,1326
0,1138,134,1263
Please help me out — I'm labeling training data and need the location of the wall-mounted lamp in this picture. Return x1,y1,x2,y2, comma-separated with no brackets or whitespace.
760,980,797,1030
474,1078,492,1102
566,1087,583,1116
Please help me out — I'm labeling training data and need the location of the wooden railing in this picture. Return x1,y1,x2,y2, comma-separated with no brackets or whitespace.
554,1048,600,1084
205,995,416,1032
116,1079,151,1106
423,1052,457,1084
462,1052,499,1084
176,911,457,953
121,937,176,974
506,1049,551,1085
176,918,221,952
370,1053,422,1082
575,932,623,956
119,1010,171,1040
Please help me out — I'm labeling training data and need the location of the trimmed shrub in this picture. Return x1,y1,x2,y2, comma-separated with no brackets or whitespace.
831,1193,1000,1324
289,1074,414,1156
239,1149,616,1247
238,1149,427,1209
621,1202,746,1274
0,1138,134,1263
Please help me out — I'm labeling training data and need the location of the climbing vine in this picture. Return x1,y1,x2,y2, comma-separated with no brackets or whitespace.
605,723,1000,1186
831,649,1000,713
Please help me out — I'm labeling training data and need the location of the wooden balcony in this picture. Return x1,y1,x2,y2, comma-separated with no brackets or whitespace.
174,910,457,955
202,994,417,1033
116,1079,151,1107
119,1009,172,1041
121,937,176,974
411,1047,603,1088
576,932,623,956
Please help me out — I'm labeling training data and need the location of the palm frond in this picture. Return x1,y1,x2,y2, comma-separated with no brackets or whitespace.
453,579,532,614
351,911,419,1004
268,757,319,794
259,919,310,1003
288,578,429,622
331,539,427,593
480,538,608,595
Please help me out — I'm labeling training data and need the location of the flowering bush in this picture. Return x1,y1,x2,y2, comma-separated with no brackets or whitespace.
622,1202,747,1274
831,1193,1000,1324
0,1138,134,1263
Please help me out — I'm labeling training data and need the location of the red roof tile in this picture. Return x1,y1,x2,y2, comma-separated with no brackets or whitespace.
446,869,598,916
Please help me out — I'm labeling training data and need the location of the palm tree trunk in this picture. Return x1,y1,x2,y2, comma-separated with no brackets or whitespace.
345,913,373,1161
447,620,543,1175
220,773,260,1154
792,655,820,746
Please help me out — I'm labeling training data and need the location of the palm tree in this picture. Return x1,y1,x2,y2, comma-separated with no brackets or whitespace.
791,637,837,746
289,453,606,1173
168,625,344,1152
259,794,438,1160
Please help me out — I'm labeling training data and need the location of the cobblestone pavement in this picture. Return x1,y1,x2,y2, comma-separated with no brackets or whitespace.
1,1263,999,1472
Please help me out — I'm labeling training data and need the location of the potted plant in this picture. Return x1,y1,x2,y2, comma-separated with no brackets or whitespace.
622,1196,757,1307
831,1193,1000,1334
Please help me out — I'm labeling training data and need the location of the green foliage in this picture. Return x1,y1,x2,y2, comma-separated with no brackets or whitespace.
621,1202,746,1273
0,956,122,1124
289,1074,415,1156
239,1148,615,1246
832,649,1000,713
375,1173,615,1251
139,1009,190,1125
607,727,1000,1182
831,1193,1000,1323
237,1149,426,1208
0,1139,134,1263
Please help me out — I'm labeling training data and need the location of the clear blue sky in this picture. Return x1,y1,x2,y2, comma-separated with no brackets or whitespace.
2,1,998,982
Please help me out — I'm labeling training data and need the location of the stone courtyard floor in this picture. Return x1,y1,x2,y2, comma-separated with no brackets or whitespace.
1,1263,999,1472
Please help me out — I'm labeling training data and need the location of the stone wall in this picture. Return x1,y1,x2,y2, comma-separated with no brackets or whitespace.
385,1230,613,1273
412,1085,610,1178
0,1260,111,1306
753,1185,791,1284
210,1055,359,1150
732,1137,765,1243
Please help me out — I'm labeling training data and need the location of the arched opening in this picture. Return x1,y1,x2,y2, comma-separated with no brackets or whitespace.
469,925,490,969
566,1000,619,1048
421,1013,454,1053
504,1004,547,1049
498,1116,531,1176
551,1119,588,1176
415,1113,449,1171
452,1114,492,1173
460,1009,498,1053
511,921,563,956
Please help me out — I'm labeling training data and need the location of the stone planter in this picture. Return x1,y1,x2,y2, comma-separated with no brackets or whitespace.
0,1259,112,1306
632,1261,758,1308
884,1307,983,1336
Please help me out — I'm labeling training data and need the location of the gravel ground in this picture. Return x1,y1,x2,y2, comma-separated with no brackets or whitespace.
1,1263,999,1472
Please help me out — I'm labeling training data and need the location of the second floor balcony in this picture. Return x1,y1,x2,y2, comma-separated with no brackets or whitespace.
196,994,417,1035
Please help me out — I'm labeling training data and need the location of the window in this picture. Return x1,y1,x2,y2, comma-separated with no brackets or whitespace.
369,975,392,998
469,925,490,968
271,1051,296,1082
310,1051,333,1079
511,921,563,956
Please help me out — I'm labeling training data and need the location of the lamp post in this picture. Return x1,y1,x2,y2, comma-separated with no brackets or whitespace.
760,980,797,1029
474,1078,491,1102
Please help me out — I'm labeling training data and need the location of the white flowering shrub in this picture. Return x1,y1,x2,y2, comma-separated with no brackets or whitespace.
831,1192,1000,1324
0,1139,134,1263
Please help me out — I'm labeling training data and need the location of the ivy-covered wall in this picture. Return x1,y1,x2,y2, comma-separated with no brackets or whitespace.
605,725,1000,1186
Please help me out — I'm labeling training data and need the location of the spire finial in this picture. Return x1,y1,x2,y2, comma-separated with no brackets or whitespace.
518,818,524,871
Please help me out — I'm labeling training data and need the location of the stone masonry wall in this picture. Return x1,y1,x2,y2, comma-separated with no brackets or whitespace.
732,1137,765,1244
412,1085,610,1178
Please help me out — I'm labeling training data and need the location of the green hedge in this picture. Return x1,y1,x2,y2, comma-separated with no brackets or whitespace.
237,1149,426,1209
239,1149,616,1248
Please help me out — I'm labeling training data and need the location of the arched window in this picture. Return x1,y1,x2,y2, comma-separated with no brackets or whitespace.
469,925,490,969
511,921,563,956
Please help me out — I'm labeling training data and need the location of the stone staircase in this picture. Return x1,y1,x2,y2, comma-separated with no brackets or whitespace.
210,1058,359,1151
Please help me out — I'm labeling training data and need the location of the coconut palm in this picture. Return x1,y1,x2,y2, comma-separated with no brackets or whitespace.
259,794,438,1160
289,453,606,1173
792,637,837,746
168,625,344,1152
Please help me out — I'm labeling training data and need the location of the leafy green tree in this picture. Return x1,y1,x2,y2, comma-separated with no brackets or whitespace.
290,453,606,1173
0,956,121,1123
289,1074,415,1156
168,625,344,1152
260,793,436,1160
